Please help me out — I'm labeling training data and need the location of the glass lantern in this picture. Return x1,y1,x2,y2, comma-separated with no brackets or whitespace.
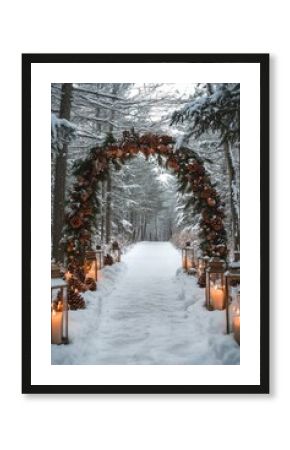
205,257,227,310
225,260,240,344
96,247,104,270
233,250,240,263
112,241,121,263
197,256,208,278
84,250,98,281
197,256,210,287
182,243,195,272
232,292,240,344
51,263,68,345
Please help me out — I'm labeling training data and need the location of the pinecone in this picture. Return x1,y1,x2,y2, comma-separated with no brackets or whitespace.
67,275,87,293
200,186,212,199
207,197,216,207
70,215,84,229
68,290,86,310
85,277,97,291
104,254,114,266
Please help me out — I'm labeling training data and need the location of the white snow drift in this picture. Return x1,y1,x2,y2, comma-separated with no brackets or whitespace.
52,242,240,365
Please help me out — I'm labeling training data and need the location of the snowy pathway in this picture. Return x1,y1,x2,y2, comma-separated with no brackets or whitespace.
52,242,240,365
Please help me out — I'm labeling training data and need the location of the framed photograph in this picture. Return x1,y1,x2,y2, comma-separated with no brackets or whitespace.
22,53,269,394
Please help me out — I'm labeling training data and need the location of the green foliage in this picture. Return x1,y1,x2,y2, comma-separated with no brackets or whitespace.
171,83,240,145
72,158,93,176
103,132,116,146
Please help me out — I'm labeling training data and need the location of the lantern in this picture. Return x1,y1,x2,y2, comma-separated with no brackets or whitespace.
182,242,195,272
84,250,98,281
197,257,203,277
51,263,69,345
96,246,104,270
233,250,240,263
205,257,227,310
112,241,121,263
230,292,240,344
225,258,240,344
197,256,210,287
197,256,210,278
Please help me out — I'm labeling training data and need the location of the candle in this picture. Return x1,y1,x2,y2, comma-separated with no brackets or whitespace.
183,257,192,270
51,309,63,344
210,286,225,310
86,262,96,280
65,271,72,281
198,262,204,277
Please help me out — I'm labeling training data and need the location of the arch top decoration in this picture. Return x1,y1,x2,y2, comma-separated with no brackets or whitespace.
64,130,227,272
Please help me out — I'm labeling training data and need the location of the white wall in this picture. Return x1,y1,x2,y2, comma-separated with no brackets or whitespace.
0,1,285,449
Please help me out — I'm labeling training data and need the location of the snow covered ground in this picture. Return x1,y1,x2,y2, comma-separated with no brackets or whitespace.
52,242,240,365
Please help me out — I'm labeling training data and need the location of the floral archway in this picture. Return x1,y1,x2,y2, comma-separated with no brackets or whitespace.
64,130,227,305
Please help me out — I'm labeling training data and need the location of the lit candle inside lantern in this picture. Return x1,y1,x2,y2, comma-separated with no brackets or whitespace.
51,307,63,345
210,285,225,310
86,262,97,280
187,258,193,269
65,271,72,281
198,262,204,277
183,257,192,270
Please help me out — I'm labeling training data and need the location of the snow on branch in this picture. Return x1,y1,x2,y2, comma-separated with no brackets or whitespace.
72,84,126,101
171,84,240,144
51,113,77,150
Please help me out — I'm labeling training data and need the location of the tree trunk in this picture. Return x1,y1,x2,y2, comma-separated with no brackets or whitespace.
143,217,147,240
105,169,112,244
131,210,136,241
105,85,118,245
224,141,239,252
52,83,73,263
155,216,158,241
101,180,105,242
95,103,103,242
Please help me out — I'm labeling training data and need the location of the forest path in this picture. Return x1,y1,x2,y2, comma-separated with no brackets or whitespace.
93,241,186,364
52,241,240,365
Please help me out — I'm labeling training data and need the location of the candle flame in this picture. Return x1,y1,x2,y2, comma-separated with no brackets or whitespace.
214,285,222,291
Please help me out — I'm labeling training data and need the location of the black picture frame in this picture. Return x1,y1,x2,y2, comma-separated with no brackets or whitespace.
22,53,269,394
